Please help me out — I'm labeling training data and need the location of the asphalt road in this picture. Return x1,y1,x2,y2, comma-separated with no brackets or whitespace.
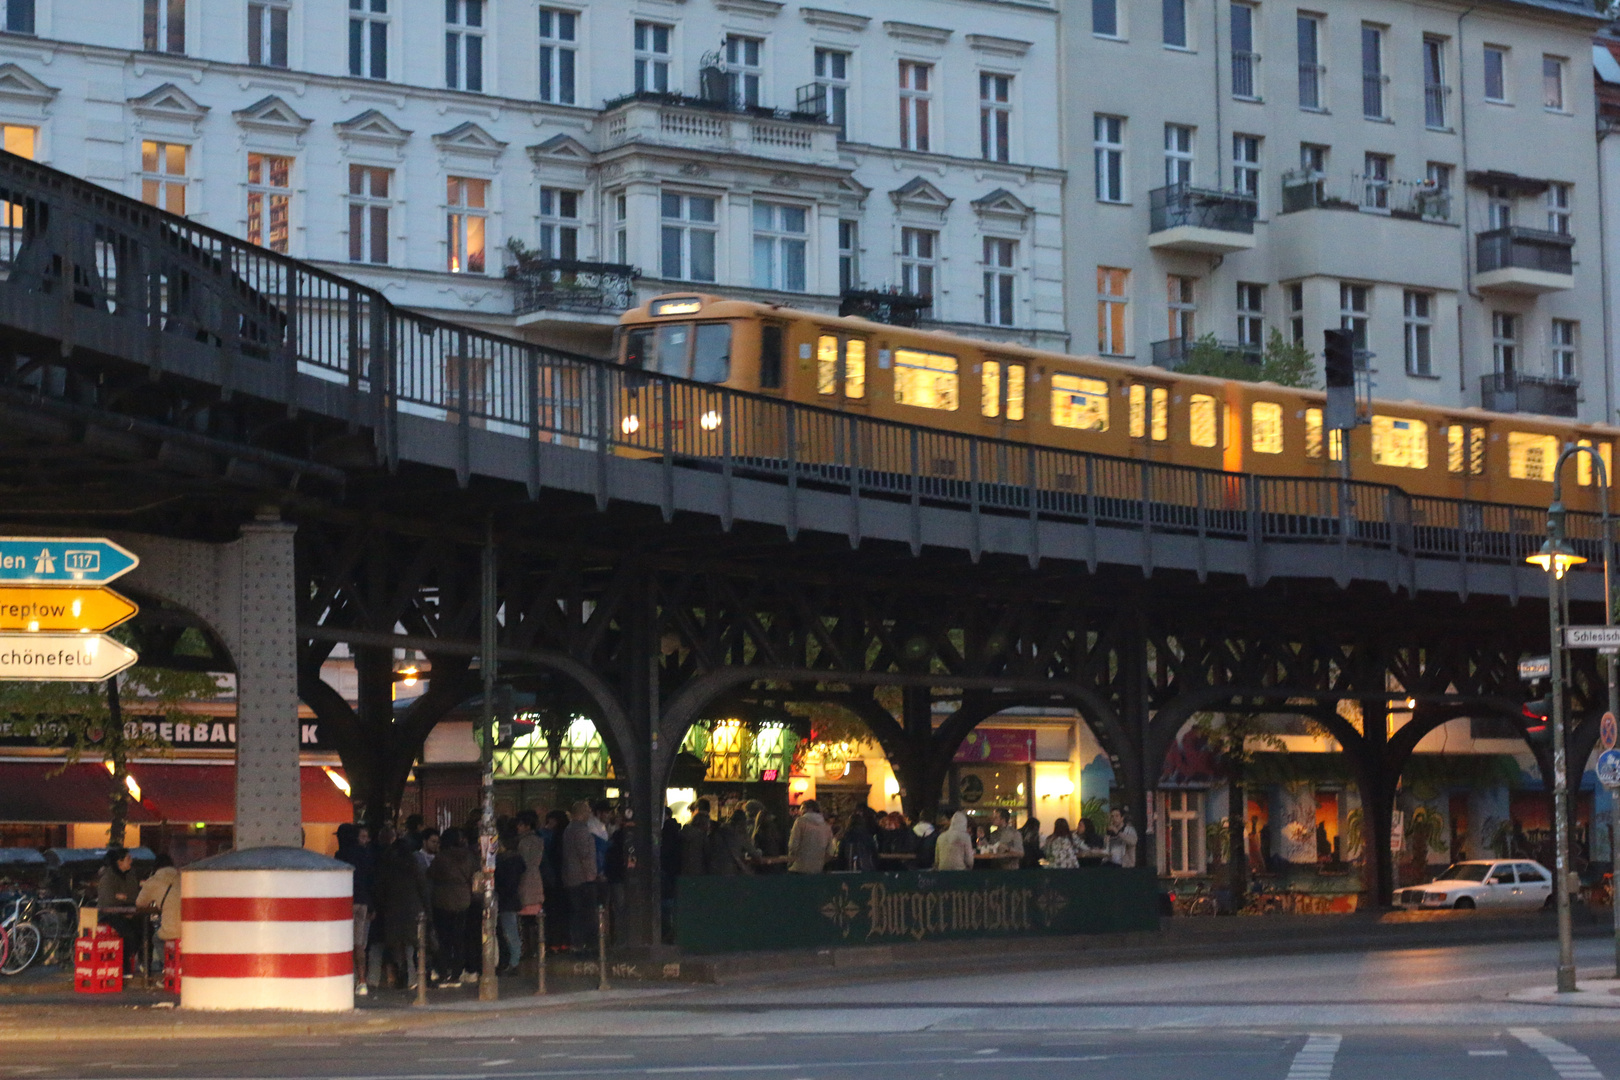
9,937,1620,1078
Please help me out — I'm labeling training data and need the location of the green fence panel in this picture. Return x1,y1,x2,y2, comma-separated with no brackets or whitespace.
675,867,1159,954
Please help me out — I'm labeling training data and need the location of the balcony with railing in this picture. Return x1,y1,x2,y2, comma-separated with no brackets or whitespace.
1281,170,1453,222
1150,336,1261,372
600,91,840,166
1480,371,1578,417
1148,183,1258,254
1232,50,1261,99
510,258,639,320
840,287,931,327
1474,226,1574,294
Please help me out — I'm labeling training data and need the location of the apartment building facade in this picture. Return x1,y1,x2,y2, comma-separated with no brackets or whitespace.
0,0,1066,355
1061,0,1609,423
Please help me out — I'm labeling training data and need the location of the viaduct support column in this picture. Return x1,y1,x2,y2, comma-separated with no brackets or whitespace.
625,571,662,950
222,517,302,849
1351,700,1396,908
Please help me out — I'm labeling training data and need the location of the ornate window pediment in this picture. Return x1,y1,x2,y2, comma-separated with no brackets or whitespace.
232,94,312,135
334,108,412,149
800,7,869,32
966,33,1032,58
128,82,209,123
972,187,1033,226
891,176,952,216
433,120,508,162
884,21,951,47
526,133,592,163
0,63,57,107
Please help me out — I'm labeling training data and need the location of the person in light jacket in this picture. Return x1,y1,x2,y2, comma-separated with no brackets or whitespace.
135,853,181,945
935,812,976,871
786,800,833,873
515,809,546,960
561,801,599,951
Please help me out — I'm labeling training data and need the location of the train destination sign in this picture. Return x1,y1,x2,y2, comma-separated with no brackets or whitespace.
0,634,139,681
1563,626,1620,650
0,587,138,633
0,538,138,585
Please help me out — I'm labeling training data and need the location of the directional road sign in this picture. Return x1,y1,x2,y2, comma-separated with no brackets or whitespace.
0,634,138,681
0,538,138,585
1599,749,1620,790
0,587,138,634
1563,626,1620,650
1520,656,1552,680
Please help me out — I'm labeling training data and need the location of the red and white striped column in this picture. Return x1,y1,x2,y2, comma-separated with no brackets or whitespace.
180,847,353,1011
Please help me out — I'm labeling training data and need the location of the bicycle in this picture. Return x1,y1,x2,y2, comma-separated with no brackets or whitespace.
0,891,42,975
1169,880,1218,916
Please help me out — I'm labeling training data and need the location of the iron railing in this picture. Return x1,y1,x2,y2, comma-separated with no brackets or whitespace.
1231,51,1260,99
1480,372,1579,418
1477,226,1575,277
840,287,931,327
0,148,1607,578
1283,170,1452,222
1424,82,1450,128
510,259,638,317
1149,184,1258,235
1150,337,1261,371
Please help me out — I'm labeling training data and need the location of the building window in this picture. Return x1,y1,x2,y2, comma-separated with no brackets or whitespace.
1167,275,1196,341
634,22,671,94
725,35,763,108
447,177,489,274
612,192,627,265
1552,319,1577,380
1164,123,1194,187
246,153,292,254
144,0,185,54
1162,790,1204,875
1361,24,1386,120
1300,141,1328,202
814,49,849,137
1232,134,1261,200
446,0,485,92
1362,152,1391,210
538,188,579,260
1546,183,1571,236
538,8,577,105
1052,373,1110,431
1098,267,1129,354
1297,14,1323,110
900,227,936,298
349,0,387,80
1231,3,1258,100
1488,185,1513,230
348,165,390,264
661,193,718,282
983,238,1015,327
139,141,186,215
1403,290,1433,376
1252,401,1284,454
893,348,959,412
838,220,858,293
1288,282,1304,343
2,0,32,34
1163,0,1186,48
1544,55,1565,111
2,124,35,160
1492,311,1517,375
249,1,289,67
1093,0,1119,38
752,202,807,292
1484,45,1507,103
1371,416,1429,470
1237,282,1264,349
1339,282,1368,352
1425,162,1453,219
980,73,1012,163
1094,114,1125,203
899,61,932,152
1423,36,1448,128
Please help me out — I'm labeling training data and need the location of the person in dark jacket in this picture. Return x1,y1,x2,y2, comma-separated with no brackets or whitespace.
426,827,479,987
680,801,714,877
96,847,142,974
543,809,570,951
752,807,785,860
659,806,682,943
840,808,879,872
715,809,762,875
493,834,524,973
1020,816,1043,869
375,838,430,988
334,823,376,995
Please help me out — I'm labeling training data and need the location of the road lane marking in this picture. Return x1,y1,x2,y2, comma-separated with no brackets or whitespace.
1469,1050,1509,1057
1511,1028,1605,1080
1285,1034,1340,1080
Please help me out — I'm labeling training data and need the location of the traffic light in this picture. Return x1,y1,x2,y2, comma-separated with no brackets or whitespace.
1323,328,1356,389
1521,694,1553,746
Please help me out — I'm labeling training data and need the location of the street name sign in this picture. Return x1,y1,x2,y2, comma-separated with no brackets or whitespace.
0,538,138,585
1563,626,1620,650
0,587,138,633
0,634,138,681
1599,749,1620,790
1520,656,1552,680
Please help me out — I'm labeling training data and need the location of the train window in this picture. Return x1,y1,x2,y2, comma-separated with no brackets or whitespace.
1251,402,1283,454
845,339,867,399
1445,425,1486,475
759,324,783,389
894,348,959,411
625,327,652,370
692,324,732,382
817,335,838,395
1151,387,1168,441
1371,416,1428,469
1470,427,1486,475
653,324,691,376
1508,432,1559,481
1129,385,1147,438
1577,439,1612,487
983,361,1002,418
1189,394,1217,447
1305,408,1323,458
1007,364,1026,421
1051,373,1109,431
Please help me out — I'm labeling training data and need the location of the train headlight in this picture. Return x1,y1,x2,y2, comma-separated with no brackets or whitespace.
699,410,722,431
620,414,641,435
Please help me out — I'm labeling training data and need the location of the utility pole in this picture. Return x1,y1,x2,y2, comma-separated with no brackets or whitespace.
478,522,499,1001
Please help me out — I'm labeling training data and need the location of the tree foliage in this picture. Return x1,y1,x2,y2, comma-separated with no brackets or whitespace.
1176,329,1316,389
0,666,221,766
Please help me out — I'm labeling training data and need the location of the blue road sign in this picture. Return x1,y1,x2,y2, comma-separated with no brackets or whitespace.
1598,749,1620,790
0,537,138,585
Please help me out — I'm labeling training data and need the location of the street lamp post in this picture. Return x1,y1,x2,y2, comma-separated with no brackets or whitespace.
1528,444,1616,994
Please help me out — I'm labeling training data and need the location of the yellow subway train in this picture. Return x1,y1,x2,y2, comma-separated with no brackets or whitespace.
617,293,1618,514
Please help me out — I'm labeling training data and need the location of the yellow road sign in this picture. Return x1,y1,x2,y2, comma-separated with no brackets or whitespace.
0,586,138,633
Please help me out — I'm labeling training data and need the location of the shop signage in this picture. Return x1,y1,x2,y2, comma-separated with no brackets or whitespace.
0,538,138,585
1518,656,1551,681
676,867,1158,954
0,633,138,681
0,586,138,633
954,728,1037,764
0,719,328,750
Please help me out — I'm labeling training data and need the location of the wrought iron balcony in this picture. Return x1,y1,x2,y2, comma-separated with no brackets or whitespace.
1475,227,1574,293
1148,184,1257,254
1151,337,1261,372
1480,371,1578,418
840,287,931,327
510,259,638,317
1281,170,1452,222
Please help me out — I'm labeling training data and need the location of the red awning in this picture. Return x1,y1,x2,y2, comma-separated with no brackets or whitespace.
0,761,354,824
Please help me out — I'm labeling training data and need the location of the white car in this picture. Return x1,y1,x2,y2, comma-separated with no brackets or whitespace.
1395,859,1554,911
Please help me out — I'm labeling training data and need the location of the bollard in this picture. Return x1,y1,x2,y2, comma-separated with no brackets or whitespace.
596,904,609,992
415,912,428,1007
535,906,546,996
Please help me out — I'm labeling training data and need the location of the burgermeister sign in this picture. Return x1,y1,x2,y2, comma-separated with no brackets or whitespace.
0,719,325,750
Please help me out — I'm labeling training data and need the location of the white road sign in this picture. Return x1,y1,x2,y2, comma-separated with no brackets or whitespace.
0,634,138,681
1519,656,1552,680
1563,626,1620,649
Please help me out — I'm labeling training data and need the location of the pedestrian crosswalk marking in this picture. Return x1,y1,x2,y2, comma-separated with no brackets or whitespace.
1285,1034,1341,1080
1511,1028,1606,1080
